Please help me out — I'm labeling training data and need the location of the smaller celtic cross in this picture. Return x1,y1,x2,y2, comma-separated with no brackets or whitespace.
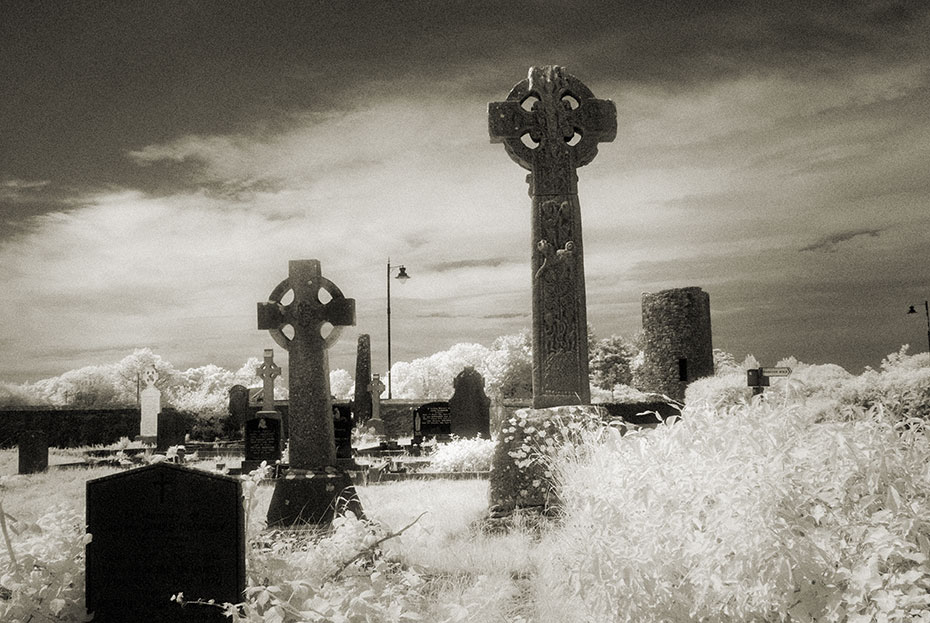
367,374,386,421
255,348,281,414
257,260,355,469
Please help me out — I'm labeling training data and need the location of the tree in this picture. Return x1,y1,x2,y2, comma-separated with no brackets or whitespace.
487,330,533,400
589,335,636,392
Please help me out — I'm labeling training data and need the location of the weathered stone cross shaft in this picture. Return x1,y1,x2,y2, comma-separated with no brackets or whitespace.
255,348,280,414
257,260,355,468
489,66,616,407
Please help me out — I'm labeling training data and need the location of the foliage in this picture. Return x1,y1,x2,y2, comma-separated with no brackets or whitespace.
0,503,88,622
546,398,930,622
424,436,495,472
588,335,635,391
488,330,533,401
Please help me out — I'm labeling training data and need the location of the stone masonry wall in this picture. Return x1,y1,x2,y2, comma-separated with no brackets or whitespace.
637,286,713,401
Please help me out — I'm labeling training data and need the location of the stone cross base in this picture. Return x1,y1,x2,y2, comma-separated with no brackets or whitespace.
266,468,364,527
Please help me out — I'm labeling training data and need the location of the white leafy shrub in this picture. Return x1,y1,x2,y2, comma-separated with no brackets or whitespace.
426,436,495,472
543,399,930,623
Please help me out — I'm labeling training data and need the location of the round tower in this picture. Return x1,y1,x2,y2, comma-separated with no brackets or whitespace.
638,287,713,401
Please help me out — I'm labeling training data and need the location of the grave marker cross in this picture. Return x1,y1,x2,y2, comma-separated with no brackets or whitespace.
257,260,355,468
489,66,616,407
255,348,281,413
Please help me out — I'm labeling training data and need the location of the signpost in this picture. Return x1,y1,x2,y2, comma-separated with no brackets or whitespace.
747,367,792,395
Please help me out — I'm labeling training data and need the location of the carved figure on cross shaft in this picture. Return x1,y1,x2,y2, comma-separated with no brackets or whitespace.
489,65,616,408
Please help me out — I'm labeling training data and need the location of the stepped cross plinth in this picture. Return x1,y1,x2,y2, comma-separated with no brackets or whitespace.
489,65,616,408
257,259,362,526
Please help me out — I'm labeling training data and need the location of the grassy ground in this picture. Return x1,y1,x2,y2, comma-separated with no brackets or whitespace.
0,448,560,622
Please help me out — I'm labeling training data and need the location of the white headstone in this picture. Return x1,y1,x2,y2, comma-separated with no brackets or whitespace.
140,367,161,437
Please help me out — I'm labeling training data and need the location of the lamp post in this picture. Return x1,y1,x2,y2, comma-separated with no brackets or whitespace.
907,300,930,354
386,259,410,399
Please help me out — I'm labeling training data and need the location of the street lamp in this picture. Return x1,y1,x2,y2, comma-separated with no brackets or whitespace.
386,259,410,399
907,300,930,354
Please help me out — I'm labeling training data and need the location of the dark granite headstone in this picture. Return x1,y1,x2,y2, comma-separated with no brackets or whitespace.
18,429,48,474
414,402,452,438
449,367,491,438
243,413,282,465
85,462,245,622
156,409,189,452
228,385,249,427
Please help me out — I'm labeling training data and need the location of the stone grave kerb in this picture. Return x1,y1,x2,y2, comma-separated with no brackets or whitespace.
489,65,616,408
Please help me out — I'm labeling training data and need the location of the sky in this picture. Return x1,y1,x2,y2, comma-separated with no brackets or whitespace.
2,0,929,384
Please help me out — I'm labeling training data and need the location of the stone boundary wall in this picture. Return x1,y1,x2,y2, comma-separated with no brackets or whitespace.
0,407,140,448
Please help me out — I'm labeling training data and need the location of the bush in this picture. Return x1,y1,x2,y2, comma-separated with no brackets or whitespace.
544,399,930,622
425,436,495,473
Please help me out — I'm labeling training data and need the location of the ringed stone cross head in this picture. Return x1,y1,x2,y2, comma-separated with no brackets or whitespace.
142,367,158,389
488,65,617,195
256,260,356,352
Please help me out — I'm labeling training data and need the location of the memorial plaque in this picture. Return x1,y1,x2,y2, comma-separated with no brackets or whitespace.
244,414,282,463
414,402,452,438
86,462,245,622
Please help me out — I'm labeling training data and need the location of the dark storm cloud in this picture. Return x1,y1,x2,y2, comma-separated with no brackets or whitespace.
429,257,518,272
799,228,883,253
3,0,927,204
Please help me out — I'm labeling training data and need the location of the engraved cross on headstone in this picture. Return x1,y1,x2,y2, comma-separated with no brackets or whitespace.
255,348,281,414
489,65,616,407
257,260,355,468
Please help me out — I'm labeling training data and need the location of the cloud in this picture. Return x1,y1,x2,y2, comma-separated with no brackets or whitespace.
429,257,519,272
799,229,883,253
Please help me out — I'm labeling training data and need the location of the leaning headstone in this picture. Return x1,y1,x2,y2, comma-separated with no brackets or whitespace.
367,373,386,435
139,366,161,440
85,462,245,622
352,334,372,423
413,401,452,439
489,65,616,408
257,259,363,526
449,366,491,438
637,287,713,401
18,429,48,475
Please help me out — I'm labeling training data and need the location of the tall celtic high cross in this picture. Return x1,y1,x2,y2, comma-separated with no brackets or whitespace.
255,348,281,414
489,65,616,408
257,260,355,468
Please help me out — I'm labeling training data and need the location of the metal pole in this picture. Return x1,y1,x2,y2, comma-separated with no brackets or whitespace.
387,259,392,400
925,300,930,355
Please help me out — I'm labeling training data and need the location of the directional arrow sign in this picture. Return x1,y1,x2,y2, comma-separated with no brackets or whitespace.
761,367,792,377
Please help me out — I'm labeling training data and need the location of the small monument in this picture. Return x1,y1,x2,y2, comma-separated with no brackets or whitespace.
352,334,372,423
449,366,491,438
257,259,362,526
367,373,386,435
489,65,616,408
139,366,160,440
242,349,283,473
228,384,249,428
413,401,452,440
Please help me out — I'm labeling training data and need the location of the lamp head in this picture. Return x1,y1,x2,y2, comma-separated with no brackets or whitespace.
396,265,410,281
908,305,918,314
